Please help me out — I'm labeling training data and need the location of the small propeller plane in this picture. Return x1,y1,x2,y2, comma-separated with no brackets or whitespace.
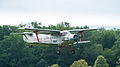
17,23,97,54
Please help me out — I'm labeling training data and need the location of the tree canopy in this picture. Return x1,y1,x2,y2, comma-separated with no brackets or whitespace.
94,55,109,67
0,22,120,67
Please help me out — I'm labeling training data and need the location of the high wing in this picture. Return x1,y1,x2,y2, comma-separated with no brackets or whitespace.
15,32,33,35
18,28,61,34
68,29,97,32
74,41,91,44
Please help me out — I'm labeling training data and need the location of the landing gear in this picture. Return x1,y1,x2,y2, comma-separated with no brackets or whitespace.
29,45,33,47
57,44,75,54
71,50,75,54
57,50,61,54
57,44,62,54
69,45,75,54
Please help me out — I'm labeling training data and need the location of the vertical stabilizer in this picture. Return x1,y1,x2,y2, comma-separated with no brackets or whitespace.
24,23,34,29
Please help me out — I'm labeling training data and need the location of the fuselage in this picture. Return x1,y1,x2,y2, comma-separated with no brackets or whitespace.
23,31,75,45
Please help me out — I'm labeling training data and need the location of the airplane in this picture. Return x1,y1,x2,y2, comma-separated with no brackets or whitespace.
17,23,97,54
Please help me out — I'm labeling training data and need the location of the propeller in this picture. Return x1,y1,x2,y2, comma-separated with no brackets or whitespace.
74,35,79,48
71,35,80,48
76,39,79,48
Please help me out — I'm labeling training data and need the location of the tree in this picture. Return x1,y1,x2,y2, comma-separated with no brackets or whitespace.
112,34,120,56
116,58,120,66
56,22,71,30
31,21,41,28
0,34,37,67
102,48,116,67
48,25,57,30
101,30,116,48
51,64,61,67
85,29,116,49
36,59,47,67
81,44,103,65
70,59,89,67
55,48,75,67
94,55,109,67
0,25,12,40
1,24,120,67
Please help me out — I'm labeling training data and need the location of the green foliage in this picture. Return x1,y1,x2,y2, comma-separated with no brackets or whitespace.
70,59,88,67
56,22,71,30
31,21,41,28
81,44,103,65
0,25,12,40
112,35,120,55
102,48,116,67
51,64,60,67
94,55,109,67
36,59,47,67
116,58,120,65
0,22,120,67
116,66,120,67
101,30,116,48
0,34,37,67
116,56,120,67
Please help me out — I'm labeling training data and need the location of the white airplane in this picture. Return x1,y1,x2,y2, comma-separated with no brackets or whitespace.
17,23,97,54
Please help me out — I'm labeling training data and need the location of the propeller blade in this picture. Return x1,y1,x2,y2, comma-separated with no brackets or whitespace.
70,38,76,40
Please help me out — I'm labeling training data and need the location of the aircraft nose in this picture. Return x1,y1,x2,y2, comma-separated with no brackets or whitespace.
76,37,79,39
70,35,79,41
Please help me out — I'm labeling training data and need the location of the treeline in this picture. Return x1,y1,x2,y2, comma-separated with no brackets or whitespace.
0,22,120,67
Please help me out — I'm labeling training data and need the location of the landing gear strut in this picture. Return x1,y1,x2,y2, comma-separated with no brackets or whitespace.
57,44,62,54
69,45,75,54
57,44,75,54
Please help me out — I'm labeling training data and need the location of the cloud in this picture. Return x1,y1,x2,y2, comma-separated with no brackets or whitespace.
0,0,120,26
0,0,120,14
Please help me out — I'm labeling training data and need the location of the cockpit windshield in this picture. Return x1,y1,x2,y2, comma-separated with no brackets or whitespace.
62,32,68,36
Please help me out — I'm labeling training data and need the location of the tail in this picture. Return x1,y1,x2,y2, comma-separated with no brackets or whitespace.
15,32,33,42
24,23,34,29
18,23,34,30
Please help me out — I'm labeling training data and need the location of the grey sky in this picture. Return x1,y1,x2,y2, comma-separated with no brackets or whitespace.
0,0,120,26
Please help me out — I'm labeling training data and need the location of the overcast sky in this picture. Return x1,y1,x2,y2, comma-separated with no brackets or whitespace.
0,0,120,27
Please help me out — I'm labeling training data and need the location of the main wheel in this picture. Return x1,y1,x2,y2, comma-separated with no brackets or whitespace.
29,45,33,48
71,50,75,54
57,50,61,54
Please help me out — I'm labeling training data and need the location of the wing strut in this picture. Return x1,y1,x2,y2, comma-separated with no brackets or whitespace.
23,34,28,40
34,31,40,42
79,31,83,42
